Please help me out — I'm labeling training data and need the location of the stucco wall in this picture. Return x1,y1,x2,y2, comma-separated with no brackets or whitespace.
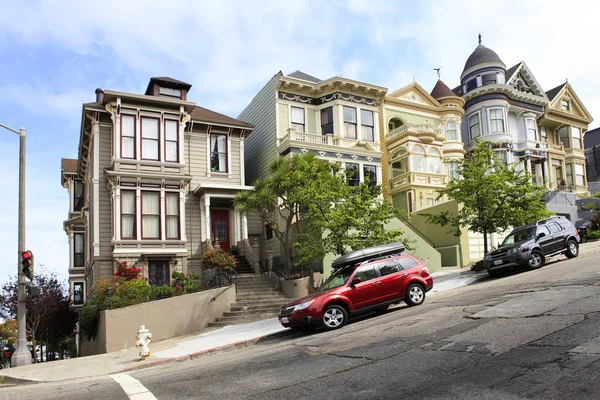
79,285,236,356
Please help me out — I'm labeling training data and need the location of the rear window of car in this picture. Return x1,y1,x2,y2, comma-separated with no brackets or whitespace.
547,222,562,233
374,259,400,276
395,256,419,270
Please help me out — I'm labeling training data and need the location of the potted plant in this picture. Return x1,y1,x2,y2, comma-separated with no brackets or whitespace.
229,245,239,256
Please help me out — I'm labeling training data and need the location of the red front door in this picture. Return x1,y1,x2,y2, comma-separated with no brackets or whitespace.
211,209,230,251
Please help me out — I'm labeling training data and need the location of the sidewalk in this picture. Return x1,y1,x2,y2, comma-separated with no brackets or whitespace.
0,265,490,385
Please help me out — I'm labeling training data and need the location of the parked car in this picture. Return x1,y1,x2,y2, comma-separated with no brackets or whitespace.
278,243,433,331
484,216,580,277
0,343,15,361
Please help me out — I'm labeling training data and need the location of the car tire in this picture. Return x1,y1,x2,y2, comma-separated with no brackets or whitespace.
527,250,545,270
321,304,348,330
488,269,500,278
564,239,579,259
404,283,425,307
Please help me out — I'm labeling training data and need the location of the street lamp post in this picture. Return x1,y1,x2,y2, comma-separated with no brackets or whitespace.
0,122,31,367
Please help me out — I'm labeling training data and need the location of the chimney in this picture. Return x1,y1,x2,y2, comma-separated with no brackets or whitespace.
95,88,105,103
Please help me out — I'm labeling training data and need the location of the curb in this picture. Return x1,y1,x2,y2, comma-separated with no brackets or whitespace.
0,374,40,386
123,328,300,373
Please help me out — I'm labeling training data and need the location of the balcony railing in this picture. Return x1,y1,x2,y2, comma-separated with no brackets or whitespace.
281,129,338,146
547,142,564,152
387,124,442,141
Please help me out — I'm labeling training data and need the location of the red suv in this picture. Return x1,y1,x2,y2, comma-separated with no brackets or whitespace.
279,243,433,331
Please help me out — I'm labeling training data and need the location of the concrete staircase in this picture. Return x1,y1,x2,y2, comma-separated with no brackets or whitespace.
233,254,254,274
208,275,291,327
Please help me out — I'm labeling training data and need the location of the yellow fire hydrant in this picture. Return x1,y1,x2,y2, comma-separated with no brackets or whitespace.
135,325,152,360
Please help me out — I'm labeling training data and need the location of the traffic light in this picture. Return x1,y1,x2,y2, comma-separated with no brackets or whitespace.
21,250,34,280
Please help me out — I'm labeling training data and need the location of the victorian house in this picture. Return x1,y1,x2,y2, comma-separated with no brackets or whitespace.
62,77,254,303
380,79,465,214
238,71,387,271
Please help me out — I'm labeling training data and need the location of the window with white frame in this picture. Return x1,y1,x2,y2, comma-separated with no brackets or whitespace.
575,164,585,186
446,120,457,141
166,192,180,239
347,163,360,186
321,107,334,135
343,106,357,139
391,158,407,177
426,198,435,207
142,191,160,239
481,73,497,86
465,78,478,92
121,190,136,239
561,99,570,111
74,232,84,269
73,180,84,212
572,127,582,149
164,120,178,162
73,282,84,305
210,134,227,172
566,164,573,185
489,109,505,133
540,126,547,141
427,148,442,174
291,107,305,132
159,87,182,99
448,161,459,180
411,146,426,172
141,117,160,160
121,114,136,159
494,150,507,166
363,165,377,187
468,113,481,139
361,110,374,141
559,127,570,148
526,119,537,141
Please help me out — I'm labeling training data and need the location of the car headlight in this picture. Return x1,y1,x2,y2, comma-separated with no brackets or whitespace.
294,300,314,311
509,248,519,255
485,254,492,261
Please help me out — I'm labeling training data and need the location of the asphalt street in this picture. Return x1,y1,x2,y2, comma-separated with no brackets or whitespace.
2,243,599,399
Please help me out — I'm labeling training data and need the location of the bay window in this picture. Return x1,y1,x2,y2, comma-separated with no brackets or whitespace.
572,127,582,149
141,117,160,160
391,159,407,177
121,114,135,159
448,161,459,180
412,147,426,172
121,190,136,239
361,110,374,141
74,232,84,269
344,106,357,139
559,127,570,148
363,165,377,187
73,282,84,306
566,164,573,186
446,121,457,141
575,164,585,186
489,109,505,133
469,113,481,139
291,107,305,132
166,192,180,239
211,134,227,172
427,148,441,174
321,107,334,135
73,180,84,212
165,120,179,162
142,191,160,239
526,119,537,141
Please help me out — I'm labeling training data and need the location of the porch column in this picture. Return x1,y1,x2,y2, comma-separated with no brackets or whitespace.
242,213,248,240
205,195,211,244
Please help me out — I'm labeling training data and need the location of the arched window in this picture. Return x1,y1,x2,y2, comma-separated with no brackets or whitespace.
446,120,457,141
427,148,441,174
411,146,426,173
388,118,404,132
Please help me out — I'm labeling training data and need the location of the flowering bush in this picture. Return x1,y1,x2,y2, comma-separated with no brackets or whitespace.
201,249,236,270
113,259,143,281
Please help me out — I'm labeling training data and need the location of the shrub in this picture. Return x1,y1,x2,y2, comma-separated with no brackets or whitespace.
201,249,236,270
590,211,600,231
110,278,151,307
587,230,600,240
150,285,176,300
229,245,239,255
113,259,143,281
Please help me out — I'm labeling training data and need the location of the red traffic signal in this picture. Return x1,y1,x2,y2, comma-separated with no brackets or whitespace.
21,250,34,279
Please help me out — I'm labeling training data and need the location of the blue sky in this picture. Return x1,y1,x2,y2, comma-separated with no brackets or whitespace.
1,0,599,286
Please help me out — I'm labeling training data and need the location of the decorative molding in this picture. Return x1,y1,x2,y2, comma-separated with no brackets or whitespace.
351,155,358,160
318,151,327,156
278,92,313,104
335,153,343,158
278,91,378,106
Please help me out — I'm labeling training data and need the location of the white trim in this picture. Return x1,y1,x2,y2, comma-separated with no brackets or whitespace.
192,183,254,194
112,248,189,255
240,137,245,186
227,134,232,180
487,107,506,134
468,111,482,140
92,119,100,257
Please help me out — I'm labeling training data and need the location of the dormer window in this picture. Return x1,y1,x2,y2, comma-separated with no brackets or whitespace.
482,73,497,86
561,99,570,111
159,87,182,99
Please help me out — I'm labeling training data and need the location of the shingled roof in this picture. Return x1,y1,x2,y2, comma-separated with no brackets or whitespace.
287,70,321,83
462,45,506,75
545,83,567,101
190,106,254,129
430,79,457,99
61,158,78,173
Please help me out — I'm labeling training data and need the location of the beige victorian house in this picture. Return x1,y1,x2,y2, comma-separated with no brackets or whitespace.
62,77,255,302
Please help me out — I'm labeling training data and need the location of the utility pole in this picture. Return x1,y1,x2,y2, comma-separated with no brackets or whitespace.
0,122,31,367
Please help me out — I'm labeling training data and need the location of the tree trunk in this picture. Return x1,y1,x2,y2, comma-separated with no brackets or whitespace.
483,228,488,255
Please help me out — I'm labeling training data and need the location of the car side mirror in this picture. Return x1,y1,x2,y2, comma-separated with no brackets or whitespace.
537,232,546,240
350,277,362,286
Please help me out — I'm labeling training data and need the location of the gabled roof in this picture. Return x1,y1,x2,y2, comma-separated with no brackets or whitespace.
504,63,521,83
545,83,567,101
505,62,547,99
286,70,321,83
61,158,78,173
190,106,254,129
388,81,442,108
430,79,458,100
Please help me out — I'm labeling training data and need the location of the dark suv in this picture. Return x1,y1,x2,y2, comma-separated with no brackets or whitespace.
484,216,580,277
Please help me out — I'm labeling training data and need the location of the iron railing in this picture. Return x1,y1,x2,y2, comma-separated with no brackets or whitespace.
268,257,322,280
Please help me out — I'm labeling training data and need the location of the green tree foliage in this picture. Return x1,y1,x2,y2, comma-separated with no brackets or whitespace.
420,141,551,254
0,319,17,344
0,272,77,362
235,152,406,268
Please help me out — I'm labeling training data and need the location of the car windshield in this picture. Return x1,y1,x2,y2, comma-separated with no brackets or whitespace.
502,227,536,246
319,266,355,291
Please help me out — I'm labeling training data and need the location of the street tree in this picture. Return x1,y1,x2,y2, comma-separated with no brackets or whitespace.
0,319,17,344
421,141,551,254
0,272,77,361
235,152,407,269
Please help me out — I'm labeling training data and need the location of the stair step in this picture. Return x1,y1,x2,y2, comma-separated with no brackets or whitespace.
230,304,286,312
223,308,281,317
232,300,288,308
236,293,285,300
213,313,279,323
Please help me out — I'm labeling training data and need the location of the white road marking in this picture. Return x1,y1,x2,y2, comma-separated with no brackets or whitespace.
111,373,158,400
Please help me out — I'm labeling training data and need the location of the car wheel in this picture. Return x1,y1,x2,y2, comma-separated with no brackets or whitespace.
404,283,425,307
488,269,500,278
527,250,545,270
564,239,579,259
322,304,348,330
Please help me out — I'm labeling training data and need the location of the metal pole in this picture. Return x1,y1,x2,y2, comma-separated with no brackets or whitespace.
12,127,31,367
